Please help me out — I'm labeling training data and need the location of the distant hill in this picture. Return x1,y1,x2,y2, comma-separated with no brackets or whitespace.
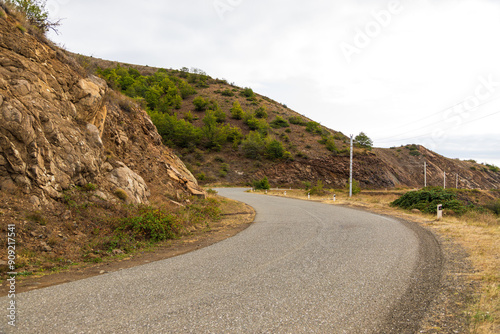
74,55,500,192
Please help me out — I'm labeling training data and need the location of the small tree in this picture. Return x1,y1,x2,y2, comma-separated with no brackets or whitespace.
193,96,208,111
10,0,60,33
230,101,244,120
309,180,327,196
253,176,270,190
254,106,267,119
265,139,286,160
354,132,373,150
241,132,265,159
270,116,289,128
345,179,361,195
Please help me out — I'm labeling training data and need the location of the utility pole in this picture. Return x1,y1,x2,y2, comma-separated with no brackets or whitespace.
443,171,446,189
349,134,353,198
424,161,427,188
456,173,459,189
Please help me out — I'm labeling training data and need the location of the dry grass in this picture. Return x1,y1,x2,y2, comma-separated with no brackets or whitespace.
256,188,499,333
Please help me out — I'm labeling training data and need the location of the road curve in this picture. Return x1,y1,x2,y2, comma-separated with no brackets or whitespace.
1,188,441,333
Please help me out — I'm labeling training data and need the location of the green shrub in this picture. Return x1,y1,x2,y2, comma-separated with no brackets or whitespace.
309,180,326,196
10,0,59,33
306,121,323,134
289,116,307,126
354,132,373,150
225,125,243,144
183,111,194,122
114,188,128,201
324,137,338,153
485,200,500,215
488,164,499,172
193,96,209,111
296,151,308,159
244,114,269,134
254,106,268,119
409,150,421,156
196,172,206,181
230,100,244,120
333,132,346,140
213,107,226,123
178,80,197,99
201,111,228,150
220,89,234,97
270,116,290,128
253,176,270,190
265,139,286,160
391,187,468,215
241,87,255,98
345,179,361,195
149,110,201,148
116,206,179,241
241,132,266,159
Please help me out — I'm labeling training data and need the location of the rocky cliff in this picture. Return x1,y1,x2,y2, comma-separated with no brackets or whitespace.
0,8,203,209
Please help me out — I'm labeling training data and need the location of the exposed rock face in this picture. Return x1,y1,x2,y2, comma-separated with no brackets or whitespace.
232,147,500,190
0,12,203,205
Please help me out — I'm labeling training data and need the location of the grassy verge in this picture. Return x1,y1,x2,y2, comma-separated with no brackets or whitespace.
256,188,499,334
0,186,225,282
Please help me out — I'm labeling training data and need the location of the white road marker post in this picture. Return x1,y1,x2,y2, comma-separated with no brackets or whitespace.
437,204,443,220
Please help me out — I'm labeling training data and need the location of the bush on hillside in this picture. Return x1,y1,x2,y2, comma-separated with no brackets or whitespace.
289,116,307,126
241,87,255,99
485,199,500,215
193,96,209,111
254,106,267,119
309,180,327,196
230,100,244,120
253,176,270,190
265,139,286,160
270,116,290,128
241,132,266,159
8,0,60,33
306,121,323,135
345,179,361,195
391,187,468,215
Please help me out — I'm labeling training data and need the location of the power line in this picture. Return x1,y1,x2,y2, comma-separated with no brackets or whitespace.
375,109,500,144
373,95,500,142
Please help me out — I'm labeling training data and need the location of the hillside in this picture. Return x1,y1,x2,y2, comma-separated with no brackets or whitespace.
0,3,207,272
76,56,500,192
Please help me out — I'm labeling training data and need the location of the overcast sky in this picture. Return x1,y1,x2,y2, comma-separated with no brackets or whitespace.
47,0,500,166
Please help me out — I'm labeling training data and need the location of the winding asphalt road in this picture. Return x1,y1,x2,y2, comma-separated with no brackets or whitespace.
1,188,441,333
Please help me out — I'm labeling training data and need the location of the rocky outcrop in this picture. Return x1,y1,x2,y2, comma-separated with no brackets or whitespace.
0,11,204,206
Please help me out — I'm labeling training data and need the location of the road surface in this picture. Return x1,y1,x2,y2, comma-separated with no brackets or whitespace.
0,188,441,333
